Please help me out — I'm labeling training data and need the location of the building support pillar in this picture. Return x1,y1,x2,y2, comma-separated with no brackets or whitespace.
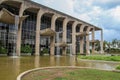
86,35,90,55
80,37,84,54
35,10,44,56
100,29,104,54
72,22,77,55
62,18,68,55
16,3,24,56
80,25,85,54
50,15,57,56
86,27,91,55
92,28,95,54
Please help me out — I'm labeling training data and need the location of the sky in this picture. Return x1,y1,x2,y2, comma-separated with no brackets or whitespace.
32,0,120,41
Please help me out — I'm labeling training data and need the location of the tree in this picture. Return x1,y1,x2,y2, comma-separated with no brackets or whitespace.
112,39,118,48
95,41,100,51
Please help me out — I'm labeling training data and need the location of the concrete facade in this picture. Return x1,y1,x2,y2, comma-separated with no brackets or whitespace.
0,0,103,56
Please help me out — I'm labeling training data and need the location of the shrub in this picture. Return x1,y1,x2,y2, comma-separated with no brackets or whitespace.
21,45,32,53
0,46,7,54
42,48,49,54
116,65,120,70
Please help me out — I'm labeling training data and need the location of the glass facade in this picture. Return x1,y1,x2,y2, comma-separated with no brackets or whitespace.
55,19,63,55
41,15,51,30
0,3,19,55
76,25,80,53
83,27,87,53
40,15,52,54
55,19,63,42
66,23,72,54
67,23,72,43
21,10,37,54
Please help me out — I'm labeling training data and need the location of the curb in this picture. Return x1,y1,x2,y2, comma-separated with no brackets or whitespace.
78,59,120,63
17,66,120,80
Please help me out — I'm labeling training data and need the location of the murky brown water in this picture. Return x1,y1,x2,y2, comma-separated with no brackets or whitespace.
0,56,119,80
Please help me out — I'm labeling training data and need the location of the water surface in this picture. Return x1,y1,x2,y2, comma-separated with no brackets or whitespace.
0,56,119,80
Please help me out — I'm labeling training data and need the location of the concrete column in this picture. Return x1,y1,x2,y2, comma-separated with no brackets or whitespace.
16,3,24,56
86,35,90,54
62,18,68,55
86,27,91,55
72,22,77,55
92,28,95,54
50,15,57,56
35,10,44,56
80,37,84,54
100,29,104,53
80,25,85,54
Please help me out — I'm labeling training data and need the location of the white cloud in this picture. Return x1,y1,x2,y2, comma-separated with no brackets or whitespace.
109,6,120,22
96,0,120,3
42,0,54,4
32,0,120,41
103,29,120,41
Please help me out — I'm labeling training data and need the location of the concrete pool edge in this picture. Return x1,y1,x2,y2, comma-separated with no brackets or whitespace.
78,58,120,63
16,66,120,80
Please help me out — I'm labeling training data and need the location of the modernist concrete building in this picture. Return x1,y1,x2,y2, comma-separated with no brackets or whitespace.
0,0,103,56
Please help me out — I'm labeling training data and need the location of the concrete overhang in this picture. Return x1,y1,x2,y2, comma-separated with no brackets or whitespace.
90,40,100,43
76,32,89,37
55,42,68,47
0,0,22,8
40,28,56,36
94,26,102,31
0,8,28,24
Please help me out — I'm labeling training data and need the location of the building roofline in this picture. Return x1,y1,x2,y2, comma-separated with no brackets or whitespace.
27,0,102,31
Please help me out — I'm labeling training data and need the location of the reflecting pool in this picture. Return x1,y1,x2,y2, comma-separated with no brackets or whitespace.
0,56,119,80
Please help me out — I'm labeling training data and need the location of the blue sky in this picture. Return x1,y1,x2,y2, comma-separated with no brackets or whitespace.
32,0,120,41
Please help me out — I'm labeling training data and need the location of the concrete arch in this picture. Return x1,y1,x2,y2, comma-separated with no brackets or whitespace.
0,0,23,15
67,20,74,25
90,28,94,31
56,16,65,21
80,24,86,32
54,15,65,31
23,7,40,14
72,21,78,29
86,27,93,33
41,12,54,17
40,11,55,31
76,24,82,32
0,0,22,5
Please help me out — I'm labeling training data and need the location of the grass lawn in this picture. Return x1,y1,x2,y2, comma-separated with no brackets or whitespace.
78,55,120,61
22,68,120,80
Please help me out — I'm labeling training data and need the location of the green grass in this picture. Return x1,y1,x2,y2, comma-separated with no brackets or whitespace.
78,55,120,61
22,68,120,80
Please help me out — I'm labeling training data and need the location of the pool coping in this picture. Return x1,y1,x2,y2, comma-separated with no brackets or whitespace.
78,59,120,63
17,66,120,80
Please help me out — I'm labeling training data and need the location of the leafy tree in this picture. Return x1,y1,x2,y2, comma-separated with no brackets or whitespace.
95,41,100,51
112,39,118,48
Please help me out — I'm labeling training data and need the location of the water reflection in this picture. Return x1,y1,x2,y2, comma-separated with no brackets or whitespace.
34,56,40,68
0,56,119,80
